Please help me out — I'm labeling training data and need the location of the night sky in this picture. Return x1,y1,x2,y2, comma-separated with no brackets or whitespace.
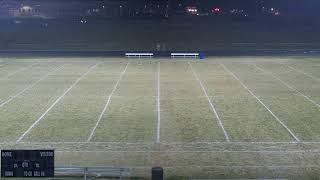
3,0,320,17
72,0,319,15
6,0,320,11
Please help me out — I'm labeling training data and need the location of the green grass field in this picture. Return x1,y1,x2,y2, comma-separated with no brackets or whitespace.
0,56,320,179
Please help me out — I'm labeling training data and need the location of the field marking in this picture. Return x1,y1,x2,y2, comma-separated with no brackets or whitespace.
188,62,230,142
131,165,320,169
87,62,130,142
253,64,320,109
4,141,320,145
55,150,320,153
220,63,300,142
280,63,320,82
53,165,320,169
156,62,161,143
0,65,65,108
191,179,287,180
288,65,320,81
16,63,100,143
1,62,39,80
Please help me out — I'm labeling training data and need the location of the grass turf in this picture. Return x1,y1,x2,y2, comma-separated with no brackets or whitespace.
0,57,319,179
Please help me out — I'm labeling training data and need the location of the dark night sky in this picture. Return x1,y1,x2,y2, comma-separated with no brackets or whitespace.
184,0,319,16
9,0,320,8
6,0,320,16
81,0,319,13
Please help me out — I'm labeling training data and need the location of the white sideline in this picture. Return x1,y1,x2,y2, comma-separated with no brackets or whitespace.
188,62,230,142
132,165,320,169
156,62,161,143
56,150,320,153
16,63,99,143
87,62,129,142
1,62,38,80
4,141,320,145
191,179,287,180
220,63,300,142
0,65,65,108
253,64,320,109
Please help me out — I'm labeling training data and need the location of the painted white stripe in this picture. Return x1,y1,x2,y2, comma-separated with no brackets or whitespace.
253,64,320,109
4,140,320,145
154,141,302,144
192,179,287,180
0,65,65,108
2,141,320,145
153,165,320,168
285,64,320,82
220,63,300,142
16,63,99,143
188,62,230,142
55,150,320,153
156,62,161,143
1,62,39,79
87,62,129,142
52,165,320,169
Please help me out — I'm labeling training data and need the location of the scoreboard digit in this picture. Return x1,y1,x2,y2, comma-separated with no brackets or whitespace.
1,150,54,178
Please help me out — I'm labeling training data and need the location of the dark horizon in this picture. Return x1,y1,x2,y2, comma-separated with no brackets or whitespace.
1,0,320,18
2,0,320,11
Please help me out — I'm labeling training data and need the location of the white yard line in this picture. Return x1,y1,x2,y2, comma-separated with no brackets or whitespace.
3,141,320,145
87,62,129,142
1,62,39,79
188,62,230,142
220,63,300,142
4,140,320,145
0,65,65,108
282,63,320,82
288,65,320,81
156,62,161,143
253,64,320,109
16,63,99,143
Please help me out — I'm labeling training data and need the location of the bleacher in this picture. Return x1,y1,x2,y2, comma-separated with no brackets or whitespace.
125,53,154,58
124,52,203,59
171,53,200,58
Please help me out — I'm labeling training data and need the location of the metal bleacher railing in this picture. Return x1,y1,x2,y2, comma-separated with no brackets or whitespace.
171,53,199,58
125,52,154,58
55,167,131,180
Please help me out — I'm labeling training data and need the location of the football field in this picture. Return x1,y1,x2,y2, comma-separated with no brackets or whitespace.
0,56,320,179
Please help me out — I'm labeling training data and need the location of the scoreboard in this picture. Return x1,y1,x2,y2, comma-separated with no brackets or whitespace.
1,150,54,178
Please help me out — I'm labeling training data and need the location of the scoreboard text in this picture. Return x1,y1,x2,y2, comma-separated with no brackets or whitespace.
1,150,54,178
